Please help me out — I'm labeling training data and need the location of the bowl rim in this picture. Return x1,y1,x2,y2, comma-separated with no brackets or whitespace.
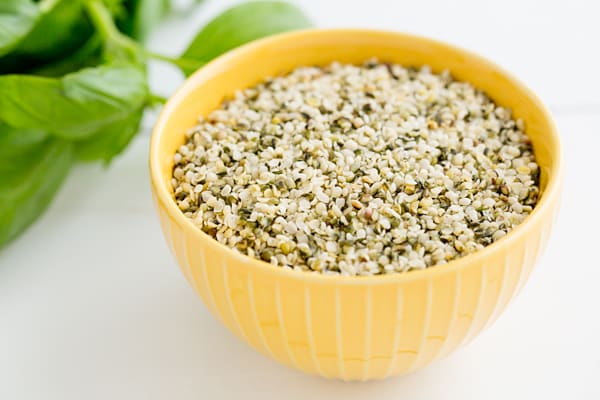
150,28,563,285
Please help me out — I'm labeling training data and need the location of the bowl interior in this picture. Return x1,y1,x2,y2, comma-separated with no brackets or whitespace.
151,29,560,270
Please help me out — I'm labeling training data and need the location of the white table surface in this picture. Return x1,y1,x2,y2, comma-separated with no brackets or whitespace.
1,1,599,398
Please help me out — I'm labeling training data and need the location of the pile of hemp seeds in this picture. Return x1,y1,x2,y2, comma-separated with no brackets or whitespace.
171,60,540,276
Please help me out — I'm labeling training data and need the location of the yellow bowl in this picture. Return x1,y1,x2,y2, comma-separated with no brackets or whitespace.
150,29,563,380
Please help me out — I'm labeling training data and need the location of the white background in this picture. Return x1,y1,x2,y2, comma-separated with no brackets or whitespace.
1,0,599,398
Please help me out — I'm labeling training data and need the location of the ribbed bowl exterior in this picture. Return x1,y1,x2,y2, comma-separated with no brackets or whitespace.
150,30,563,380
152,190,559,380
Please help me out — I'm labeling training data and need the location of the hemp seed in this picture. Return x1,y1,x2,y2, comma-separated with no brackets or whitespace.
172,60,540,276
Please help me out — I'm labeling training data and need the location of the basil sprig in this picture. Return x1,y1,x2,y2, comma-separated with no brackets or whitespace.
0,0,311,246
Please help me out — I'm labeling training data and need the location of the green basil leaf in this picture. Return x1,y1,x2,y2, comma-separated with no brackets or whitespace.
103,0,128,17
0,123,74,246
0,64,148,139
14,0,93,60
0,0,94,75
119,0,171,41
0,0,39,57
76,106,144,163
28,35,103,77
180,1,311,75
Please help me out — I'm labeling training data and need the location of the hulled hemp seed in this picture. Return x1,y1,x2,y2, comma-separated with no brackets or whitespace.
171,60,540,276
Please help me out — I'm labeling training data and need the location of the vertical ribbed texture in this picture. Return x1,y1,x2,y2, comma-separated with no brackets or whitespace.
181,236,212,314
334,288,347,380
437,272,461,359
274,282,302,370
406,280,433,373
384,287,404,378
247,275,275,358
197,244,220,317
168,221,193,284
154,186,560,380
461,263,486,346
482,252,510,332
304,287,325,376
413,274,459,367
221,262,249,342
361,287,373,381
193,244,219,317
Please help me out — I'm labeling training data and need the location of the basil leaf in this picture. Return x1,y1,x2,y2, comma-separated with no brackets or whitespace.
28,35,103,77
16,0,93,58
0,0,39,57
180,1,311,75
76,106,144,163
0,123,74,246
0,0,94,75
0,64,148,139
119,0,171,41
103,0,128,17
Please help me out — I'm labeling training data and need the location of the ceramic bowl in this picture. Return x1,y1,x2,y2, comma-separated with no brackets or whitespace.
149,29,563,380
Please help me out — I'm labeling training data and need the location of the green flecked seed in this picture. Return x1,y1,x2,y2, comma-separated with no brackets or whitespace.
260,249,274,262
279,241,295,255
